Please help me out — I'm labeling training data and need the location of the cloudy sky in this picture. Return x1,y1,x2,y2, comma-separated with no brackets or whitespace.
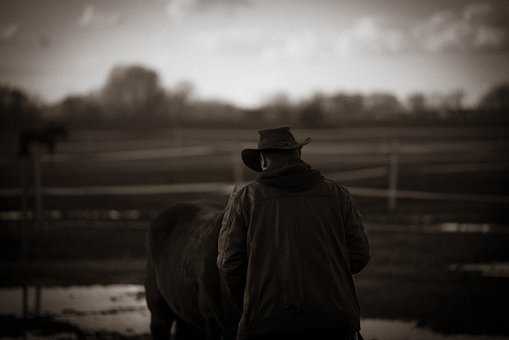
1,0,508,107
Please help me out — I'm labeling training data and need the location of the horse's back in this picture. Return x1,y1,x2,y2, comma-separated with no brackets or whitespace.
147,201,225,329
148,202,202,264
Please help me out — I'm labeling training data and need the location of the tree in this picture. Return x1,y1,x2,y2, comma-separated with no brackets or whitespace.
101,64,169,126
407,93,427,113
56,95,105,128
479,83,509,112
364,92,404,119
299,93,325,127
0,85,42,131
325,93,365,123
168,81,194,126
441,90,464,112
262,92,295,125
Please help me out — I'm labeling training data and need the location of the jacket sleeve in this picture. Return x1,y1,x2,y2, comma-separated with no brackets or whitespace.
217,187,248,311
341,187,370,274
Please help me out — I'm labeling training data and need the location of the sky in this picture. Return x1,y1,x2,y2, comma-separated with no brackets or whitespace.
1,0,508,108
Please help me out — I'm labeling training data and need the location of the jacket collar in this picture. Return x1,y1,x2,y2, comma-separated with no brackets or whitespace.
256,160,322,192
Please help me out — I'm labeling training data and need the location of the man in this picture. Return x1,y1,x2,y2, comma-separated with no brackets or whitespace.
217,127,370,340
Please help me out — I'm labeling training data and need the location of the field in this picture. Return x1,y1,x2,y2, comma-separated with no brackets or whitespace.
0,125,508,338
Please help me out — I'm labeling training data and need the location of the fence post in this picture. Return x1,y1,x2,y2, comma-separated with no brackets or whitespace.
28,144,44,317
22,285,29,319
388,141,399,211
35,286,42,315
31,144,43,230
20,156,30,321
173,127,182,148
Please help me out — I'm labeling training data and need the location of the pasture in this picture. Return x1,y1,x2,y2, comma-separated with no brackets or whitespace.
0,125,508,338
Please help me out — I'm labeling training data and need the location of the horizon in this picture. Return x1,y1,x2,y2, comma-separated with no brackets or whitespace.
1,0,509,108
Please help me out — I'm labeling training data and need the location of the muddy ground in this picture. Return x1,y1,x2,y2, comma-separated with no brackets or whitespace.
1,223,508,338
1,126,508,338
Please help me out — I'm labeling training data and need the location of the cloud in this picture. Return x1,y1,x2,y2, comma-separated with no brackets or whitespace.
166,0,197,21
334,17,406,55
78,4,121,28
192,27,322,62
333,2,509,55
166,0,250,22
189,1,509,61
412,2,509,52
260,31,321,61
192,19,406,63
38,33,52,49
1,24,19,40
463,3,492,21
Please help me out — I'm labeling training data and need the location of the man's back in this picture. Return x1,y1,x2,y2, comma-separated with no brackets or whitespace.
217,127,370,340
218,169,370,339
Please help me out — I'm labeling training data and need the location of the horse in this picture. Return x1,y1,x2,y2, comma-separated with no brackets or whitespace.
145,201,238,340
18,123,68,157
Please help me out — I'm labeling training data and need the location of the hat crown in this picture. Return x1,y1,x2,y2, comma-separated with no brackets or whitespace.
241,127,310,172
257,127,298,149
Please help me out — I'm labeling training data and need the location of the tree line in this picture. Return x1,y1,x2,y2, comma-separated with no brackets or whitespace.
1,64,508,131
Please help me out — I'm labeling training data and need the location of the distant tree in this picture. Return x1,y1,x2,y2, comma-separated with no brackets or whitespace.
323,93,365,123
424,90,466,120
364,92,404,119
299,93,325,127
189,99,243,127
406,92,439,120
441,89,465,112
173,81,194,102
407,93,427,113
478,82,509,112
262,92,295,125
56,95,105,128
101,64,169,126
168,81,194,125
0,85,42,131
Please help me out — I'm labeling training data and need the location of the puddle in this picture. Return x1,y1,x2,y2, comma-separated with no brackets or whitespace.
449,263,509,278
368,223,509,234
1,285,508,339
439,223,493,233
0,285,147,336
362,319,509,340
0,209,145,221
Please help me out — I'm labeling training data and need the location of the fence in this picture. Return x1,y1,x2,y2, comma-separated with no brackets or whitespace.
3,134,509,318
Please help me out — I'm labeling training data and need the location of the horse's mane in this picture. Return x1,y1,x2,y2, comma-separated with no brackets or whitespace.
148,200,226,262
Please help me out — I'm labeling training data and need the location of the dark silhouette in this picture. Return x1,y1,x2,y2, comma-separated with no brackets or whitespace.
18,123,68,157
145,202,238,340
217,127,370,340
0,85,42,131
479,82,509,112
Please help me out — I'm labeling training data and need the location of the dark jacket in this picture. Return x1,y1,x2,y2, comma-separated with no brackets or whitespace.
217,161,370,339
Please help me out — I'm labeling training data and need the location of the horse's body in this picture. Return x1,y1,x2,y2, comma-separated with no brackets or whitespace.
145,201,237,340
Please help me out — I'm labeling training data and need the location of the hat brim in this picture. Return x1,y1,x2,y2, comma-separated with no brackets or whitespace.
241,137,311,172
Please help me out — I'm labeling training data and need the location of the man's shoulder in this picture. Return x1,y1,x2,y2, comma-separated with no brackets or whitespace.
230,180,284,204
227,181,261,200
319,177,352,198
233,181,265,198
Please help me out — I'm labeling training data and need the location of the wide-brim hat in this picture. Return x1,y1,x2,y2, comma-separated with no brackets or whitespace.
241,127,311,172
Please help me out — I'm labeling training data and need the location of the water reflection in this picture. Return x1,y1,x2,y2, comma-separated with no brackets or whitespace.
449,263,509,278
